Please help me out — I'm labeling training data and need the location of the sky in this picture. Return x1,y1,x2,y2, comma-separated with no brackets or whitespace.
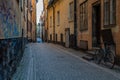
37,0,43,24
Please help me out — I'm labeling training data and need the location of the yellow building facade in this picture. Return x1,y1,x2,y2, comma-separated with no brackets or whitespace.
47,0,75,47
48,7,54,42
44,0,120,59
43,0,49,42
31,0,37,42
27,0,37,42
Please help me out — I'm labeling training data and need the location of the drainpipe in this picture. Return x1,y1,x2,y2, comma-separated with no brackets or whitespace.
53,5,55,43
47,10,49,42
74,0,77,48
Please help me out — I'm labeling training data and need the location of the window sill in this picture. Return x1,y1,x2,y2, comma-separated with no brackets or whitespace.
57,24,60,26
80,28,88,32
104,24,116,28
69,19,74,23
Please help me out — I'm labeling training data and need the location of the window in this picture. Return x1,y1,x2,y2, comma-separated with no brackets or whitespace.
50,16,52,27
69,2,74,21
79,1,88,31
104,0,116,27
17,0,19,3
57,11,60,25
19,0,23,11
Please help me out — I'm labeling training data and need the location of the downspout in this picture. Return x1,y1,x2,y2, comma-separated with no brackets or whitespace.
74,0,77,48
47,10,49,42
53,5,55,43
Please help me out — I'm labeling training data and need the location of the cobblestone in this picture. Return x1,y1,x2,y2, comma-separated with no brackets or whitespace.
12,43,120,80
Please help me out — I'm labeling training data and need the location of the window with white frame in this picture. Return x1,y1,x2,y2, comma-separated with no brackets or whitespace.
104,0,116,27
57,11,60,25
69,2,74,21
79,1,88,31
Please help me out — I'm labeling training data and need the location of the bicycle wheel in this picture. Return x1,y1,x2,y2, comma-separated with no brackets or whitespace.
105,51,115,69
94,49,104,64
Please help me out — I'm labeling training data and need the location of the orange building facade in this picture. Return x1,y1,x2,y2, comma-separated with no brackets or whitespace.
77,0,120,57
31,0,37,42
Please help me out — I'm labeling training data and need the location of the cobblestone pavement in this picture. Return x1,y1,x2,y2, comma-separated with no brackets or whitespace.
12,43,120,80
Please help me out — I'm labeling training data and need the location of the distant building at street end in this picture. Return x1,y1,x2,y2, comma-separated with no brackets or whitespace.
40,11,45,41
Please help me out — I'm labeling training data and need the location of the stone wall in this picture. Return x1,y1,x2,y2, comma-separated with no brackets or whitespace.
0,0,21,39
0,1,27,79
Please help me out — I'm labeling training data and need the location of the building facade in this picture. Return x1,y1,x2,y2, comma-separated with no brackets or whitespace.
27,0,33,42
46,0,76,47
43,0,49,42
27,0,37,42
31,0,37,42
44,0,120,58
77,0,120,57
0,0,25,79
40,11,45,41
0,0,37,79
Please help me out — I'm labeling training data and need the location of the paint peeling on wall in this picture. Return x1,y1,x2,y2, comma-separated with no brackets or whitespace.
0,1,27,79
0,0,21,39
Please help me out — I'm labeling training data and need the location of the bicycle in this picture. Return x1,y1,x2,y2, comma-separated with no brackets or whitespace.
94,43,116,69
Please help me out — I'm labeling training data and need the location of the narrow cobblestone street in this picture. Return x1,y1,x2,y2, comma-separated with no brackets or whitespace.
12,43,120,80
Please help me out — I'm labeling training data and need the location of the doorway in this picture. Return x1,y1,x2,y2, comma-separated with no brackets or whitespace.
56,34,57,43
92,3,101,47
50,34,52,42
60,33,63,45
65,28,70,48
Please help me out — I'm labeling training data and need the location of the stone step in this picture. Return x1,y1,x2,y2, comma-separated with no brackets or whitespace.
82,55,94,61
